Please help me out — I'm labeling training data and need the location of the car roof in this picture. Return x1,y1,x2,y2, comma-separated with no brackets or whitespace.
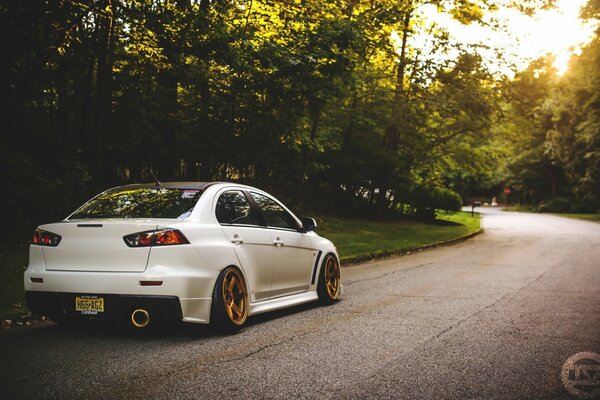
110,182,225,191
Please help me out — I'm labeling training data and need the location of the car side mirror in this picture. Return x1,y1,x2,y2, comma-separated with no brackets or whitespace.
301,217,317,232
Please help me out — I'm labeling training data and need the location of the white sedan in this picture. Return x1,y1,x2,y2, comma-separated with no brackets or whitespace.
24,182,341,332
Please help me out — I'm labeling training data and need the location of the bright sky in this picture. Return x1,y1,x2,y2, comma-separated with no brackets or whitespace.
408,0,599,78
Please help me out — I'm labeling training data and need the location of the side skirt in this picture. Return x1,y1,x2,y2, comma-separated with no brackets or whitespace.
248,291,318,316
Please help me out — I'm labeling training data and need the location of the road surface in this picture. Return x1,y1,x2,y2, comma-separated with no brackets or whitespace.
1,209,599,399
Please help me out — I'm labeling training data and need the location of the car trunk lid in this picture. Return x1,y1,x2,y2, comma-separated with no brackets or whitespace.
40,220,158,272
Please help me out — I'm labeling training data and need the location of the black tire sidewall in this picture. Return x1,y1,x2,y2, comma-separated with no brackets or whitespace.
210,266,247,333
317,254,340,305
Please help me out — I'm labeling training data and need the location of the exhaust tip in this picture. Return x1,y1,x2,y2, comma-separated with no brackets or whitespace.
131,309,150,328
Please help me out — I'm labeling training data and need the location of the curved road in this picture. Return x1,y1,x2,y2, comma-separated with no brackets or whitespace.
1,209,599,399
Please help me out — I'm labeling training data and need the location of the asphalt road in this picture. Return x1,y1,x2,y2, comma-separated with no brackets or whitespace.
1,209,599,399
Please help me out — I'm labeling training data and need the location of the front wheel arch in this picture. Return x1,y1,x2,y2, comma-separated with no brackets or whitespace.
317,253,341,305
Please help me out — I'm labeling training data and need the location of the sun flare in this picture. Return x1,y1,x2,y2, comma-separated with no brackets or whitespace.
414,0,598,77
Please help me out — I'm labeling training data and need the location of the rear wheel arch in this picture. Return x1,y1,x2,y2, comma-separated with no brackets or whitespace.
209,264,250,332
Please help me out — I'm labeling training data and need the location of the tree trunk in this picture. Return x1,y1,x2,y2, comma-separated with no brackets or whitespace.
343,90,358,153
156,0,189,180
56,58,69,148
294,102,323,203
157,68,178,179
377,8,412,214
80,36,97,150
93,0,114,188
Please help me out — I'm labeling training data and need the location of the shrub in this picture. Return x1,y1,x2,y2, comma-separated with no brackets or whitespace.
410,186,463,212
537,197,598,213
569,202,597,213
539,197,574,213
409,186,463,221
415,207,436,221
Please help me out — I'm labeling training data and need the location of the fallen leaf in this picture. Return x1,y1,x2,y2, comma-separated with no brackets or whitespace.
2,320,13,329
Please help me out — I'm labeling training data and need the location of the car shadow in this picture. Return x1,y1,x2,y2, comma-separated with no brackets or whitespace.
13,300,323,341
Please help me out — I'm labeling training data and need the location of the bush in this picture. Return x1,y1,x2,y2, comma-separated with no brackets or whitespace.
538,198,572,213
414,207,436,221
569,202,597,213
410,186,463,212
408,186,463,221
538,197,597,213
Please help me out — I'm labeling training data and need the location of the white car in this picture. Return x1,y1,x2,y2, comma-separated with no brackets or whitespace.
24,182,341,332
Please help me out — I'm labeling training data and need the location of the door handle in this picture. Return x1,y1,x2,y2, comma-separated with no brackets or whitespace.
231,234,244,245
273,238,284,247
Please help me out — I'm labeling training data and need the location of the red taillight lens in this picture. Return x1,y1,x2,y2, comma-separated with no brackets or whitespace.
154,229,188,246
123,229,189,247
31,229,61,247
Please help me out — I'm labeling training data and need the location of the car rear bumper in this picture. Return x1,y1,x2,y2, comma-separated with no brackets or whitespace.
24,247,218,324
25,291,183,322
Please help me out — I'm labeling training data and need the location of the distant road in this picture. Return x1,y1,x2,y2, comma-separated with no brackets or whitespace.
1,208,599,399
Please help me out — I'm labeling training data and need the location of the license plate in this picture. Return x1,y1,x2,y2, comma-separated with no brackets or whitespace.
75,296,104,315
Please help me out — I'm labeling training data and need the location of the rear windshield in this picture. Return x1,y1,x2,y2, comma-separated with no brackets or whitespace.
68,188,204,219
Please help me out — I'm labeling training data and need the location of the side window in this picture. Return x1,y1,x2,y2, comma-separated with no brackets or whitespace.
216,191,257,225
251,192,299,230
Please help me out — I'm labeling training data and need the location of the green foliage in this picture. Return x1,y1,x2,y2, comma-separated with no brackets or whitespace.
538,198,597,213
497,26,600,209
0,0,562,248
409,186,463,212
538,197,572,213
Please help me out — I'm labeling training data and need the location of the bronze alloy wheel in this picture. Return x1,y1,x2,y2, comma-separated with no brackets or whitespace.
324,256,341,300
221,268,248,326
317,254,341,305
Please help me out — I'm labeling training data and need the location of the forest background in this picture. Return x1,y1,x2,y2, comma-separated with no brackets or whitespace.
1,0,599,250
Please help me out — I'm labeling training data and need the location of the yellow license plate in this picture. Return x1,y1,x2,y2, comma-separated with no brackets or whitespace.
75,296,104,314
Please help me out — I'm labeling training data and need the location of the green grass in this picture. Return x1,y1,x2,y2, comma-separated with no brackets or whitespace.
317,211,481,262
504,207,600,222
503,205,538,212
548,213,600,222
0,211,481,320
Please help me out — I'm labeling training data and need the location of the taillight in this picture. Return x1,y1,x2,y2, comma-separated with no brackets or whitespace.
123,229,189,247
123,231,154,247
153,229,189,245
32,229,62,247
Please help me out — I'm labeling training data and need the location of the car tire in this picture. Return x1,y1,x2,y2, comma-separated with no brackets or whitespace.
317,254,341,305
210,266,249,333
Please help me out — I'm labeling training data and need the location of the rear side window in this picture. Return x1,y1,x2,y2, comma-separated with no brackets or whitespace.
216,191,257,225
69,188,203,219
250,192,299,230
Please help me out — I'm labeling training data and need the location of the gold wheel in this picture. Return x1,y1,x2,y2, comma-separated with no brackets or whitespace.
324,256,340,299
221,268,248,326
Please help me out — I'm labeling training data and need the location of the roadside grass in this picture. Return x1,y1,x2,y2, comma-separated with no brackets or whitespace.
0,211,481,321
504,205,538,212
317,211,481,262
503,207,600,222
548,213,600,222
